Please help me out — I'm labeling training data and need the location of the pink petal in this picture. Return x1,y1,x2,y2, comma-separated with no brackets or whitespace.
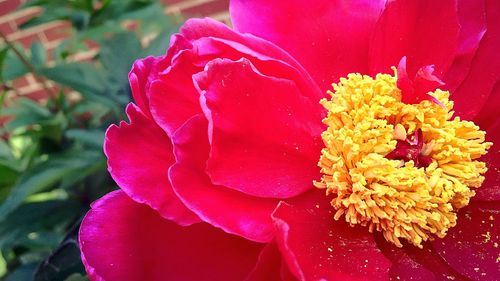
369,0,460,77
451,0,500,120
272,190,392,281
128,56,169,117
473,108,500,201
432,202,500,280
169,114,278,242
80,190,264,281
193,58,324,199
443,0,487,92
179,18,322,99
149,52,202,136
230,0,386,90
375,234,469,280
397,57,445,105
104,103,199,225
246,241,299,281
149,18,322,137
245,242,283,281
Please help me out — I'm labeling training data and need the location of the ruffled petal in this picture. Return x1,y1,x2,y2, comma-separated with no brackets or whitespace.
432,202,500,280
149,18,322,137
104,103,199,225
80,190,264,281
193,58,324,199
169,115,278,243
128,56,169,117
149,53,202,137
272,190,392,281
230,0,386,90
369,0,460,77
451,0,500,120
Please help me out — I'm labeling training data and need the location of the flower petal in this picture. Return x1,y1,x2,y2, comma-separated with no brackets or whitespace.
374,234,469,280
149,18,322,137
369,0,460,77
128,56,169,117
169,114,278,242
432,202,500,280
443,0,487,92
193,58,324,199
149,52,202,137
272,190,392,281
80,190,264,281
473,83,500,201
451,0,500,120
104,103,199,225
230,0,386,90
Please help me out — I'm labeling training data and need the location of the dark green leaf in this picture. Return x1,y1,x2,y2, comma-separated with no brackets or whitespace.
65,129,104,148
34,223,85,281
0,151,100,221
31,42,46,67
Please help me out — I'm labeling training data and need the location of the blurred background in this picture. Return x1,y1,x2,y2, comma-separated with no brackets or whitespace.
0,0,229,280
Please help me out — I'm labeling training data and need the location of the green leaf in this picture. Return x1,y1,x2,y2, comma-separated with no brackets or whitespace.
37,63,123,109
5,263,38,281
3,48,29,81
100,32,141,88
34,223,86,281
0,48,9,83
3,99,52,131
64,274,89,281
65,129,104,147
0,151,99,221
0,200,79,251
31,42,46,67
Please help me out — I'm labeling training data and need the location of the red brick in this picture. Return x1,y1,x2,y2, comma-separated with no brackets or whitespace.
9,31,39,48
12,8,41,26
12,75,30,89
0,0,22,17
0,21,15,35
182,0,229,16
42,21,71,41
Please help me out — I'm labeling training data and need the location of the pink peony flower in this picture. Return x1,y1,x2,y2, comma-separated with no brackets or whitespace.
79,0,499,280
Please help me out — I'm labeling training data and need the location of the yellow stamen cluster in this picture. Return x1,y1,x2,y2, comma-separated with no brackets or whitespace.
315,71,492,248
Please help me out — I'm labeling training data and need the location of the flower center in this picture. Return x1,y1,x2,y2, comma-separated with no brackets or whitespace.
314,69,492,248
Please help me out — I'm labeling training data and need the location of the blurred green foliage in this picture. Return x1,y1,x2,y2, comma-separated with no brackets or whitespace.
0,0,180,280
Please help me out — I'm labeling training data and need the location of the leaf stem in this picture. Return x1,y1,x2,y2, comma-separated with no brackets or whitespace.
0,32,58,98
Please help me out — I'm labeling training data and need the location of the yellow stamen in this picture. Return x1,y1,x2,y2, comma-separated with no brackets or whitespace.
314,71,492,248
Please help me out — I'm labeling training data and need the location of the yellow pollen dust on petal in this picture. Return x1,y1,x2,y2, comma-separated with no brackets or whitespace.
314,70,492,248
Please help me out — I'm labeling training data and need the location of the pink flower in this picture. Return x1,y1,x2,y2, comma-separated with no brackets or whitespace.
79,0,499,280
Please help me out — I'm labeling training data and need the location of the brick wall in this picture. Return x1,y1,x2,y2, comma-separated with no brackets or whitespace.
0,0,230,104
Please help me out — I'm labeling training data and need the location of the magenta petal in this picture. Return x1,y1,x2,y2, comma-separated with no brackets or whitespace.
149,54,202,136
374,233,469,280
245,242,283,281
451,0,500,120
370,0,460,77
230,0,385,90
272,190,392,281
179,18,321,98
80,190,264,281
169,114,278,242
432,202,500,280
104,103,199,225
443,0,487,92
473,84,500,201
193,58,324,199
128,56,168,117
